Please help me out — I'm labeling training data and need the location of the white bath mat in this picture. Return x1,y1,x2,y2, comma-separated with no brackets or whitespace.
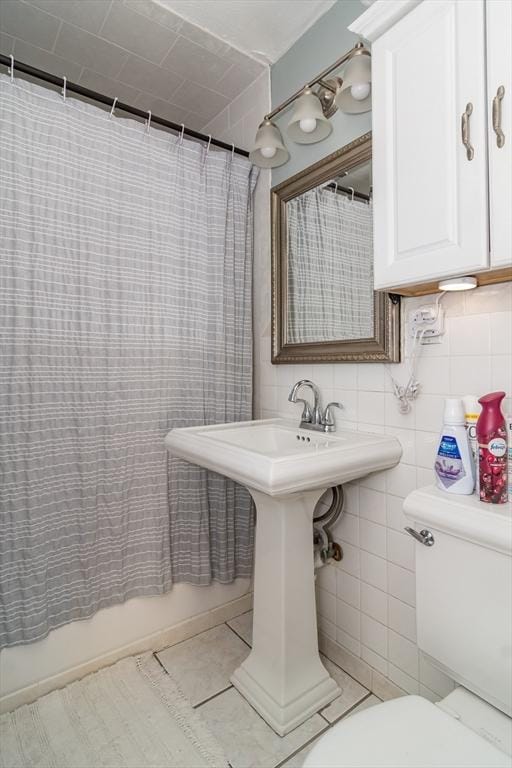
0,654,229,768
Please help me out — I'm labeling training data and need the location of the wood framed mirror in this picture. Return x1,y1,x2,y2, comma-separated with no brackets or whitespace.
271,132,400,364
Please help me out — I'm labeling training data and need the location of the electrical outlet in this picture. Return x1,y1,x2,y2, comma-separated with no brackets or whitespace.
408,304,445,342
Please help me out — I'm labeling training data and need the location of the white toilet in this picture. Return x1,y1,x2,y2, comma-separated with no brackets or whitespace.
305,486,512,768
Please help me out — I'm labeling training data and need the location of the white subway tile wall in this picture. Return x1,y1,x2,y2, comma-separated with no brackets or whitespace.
336,570,360,609
254,269,511,699
202,70,270,153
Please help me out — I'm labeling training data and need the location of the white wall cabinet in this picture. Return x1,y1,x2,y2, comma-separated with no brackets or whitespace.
351,0,512,293
487,0,511,269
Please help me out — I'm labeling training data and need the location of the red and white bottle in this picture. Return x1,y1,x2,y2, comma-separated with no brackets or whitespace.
476,391,508,504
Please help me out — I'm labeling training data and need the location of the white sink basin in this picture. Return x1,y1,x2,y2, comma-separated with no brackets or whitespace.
165,417,401,736
165,418,402,496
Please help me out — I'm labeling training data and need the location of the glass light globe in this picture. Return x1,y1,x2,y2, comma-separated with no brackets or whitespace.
350,82,371,101
260,146,277,159
299,117,317,134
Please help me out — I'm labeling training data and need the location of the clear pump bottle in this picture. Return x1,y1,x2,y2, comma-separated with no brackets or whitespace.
434,399,475,495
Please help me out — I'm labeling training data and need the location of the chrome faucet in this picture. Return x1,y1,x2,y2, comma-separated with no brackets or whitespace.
288,380,343,433
288,379,322,426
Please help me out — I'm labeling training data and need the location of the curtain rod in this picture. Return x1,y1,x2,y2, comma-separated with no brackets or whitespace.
325,182,370,202
0,54,250,158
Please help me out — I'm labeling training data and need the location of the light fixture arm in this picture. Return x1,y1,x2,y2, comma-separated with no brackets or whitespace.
317,79,338,94
264,42,370,121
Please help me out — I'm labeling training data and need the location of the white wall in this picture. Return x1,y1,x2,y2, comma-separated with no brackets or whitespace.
0,71,272,703
202,70,270,156
254,276,512,699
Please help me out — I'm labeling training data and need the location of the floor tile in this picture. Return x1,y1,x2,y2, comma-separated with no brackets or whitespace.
319,655,370,724
280,695,382,767
156,624,249,706
198,687,328,768
227,610,253,646
279,735,323,768
345,693,381,717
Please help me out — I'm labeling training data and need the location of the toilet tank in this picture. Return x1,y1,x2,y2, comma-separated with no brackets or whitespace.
404,486,512,717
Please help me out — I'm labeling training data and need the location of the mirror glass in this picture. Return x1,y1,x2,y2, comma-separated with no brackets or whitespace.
286,160,373,344
271,133,399,364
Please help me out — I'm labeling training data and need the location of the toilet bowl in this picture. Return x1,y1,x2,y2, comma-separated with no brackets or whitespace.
306,487,512,768
304,688,512,768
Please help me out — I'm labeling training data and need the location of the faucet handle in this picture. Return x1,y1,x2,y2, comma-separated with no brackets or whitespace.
322,402,343,427
294,398,312,423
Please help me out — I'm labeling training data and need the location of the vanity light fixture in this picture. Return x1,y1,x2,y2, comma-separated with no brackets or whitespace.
334,48,372,113
250,41,371,168
438,276,478,291
287,87,333,144
249,119,289,168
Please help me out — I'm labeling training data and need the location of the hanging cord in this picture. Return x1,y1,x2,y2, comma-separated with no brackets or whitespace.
385,326,425,414
8,54,15,84
385,291,445,414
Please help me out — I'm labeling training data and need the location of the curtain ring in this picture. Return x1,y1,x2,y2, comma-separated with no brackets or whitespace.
334,182,338,194
231,143,235,159
9,54,15,84
109,97,118,119
179,124,185,145
348,186,354,202
62,76,67,102
146,110,151,134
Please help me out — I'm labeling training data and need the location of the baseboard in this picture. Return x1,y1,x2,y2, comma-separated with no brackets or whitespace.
318,632,406,702
0,593,253,714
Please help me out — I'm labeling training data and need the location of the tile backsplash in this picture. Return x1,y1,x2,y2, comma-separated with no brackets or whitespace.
254,264,512,699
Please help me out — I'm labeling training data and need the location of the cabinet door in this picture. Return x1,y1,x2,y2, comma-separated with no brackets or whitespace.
487,0,512,268
373,0,489,290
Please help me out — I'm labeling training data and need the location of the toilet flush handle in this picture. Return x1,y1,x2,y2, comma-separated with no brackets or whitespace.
404,527,435,547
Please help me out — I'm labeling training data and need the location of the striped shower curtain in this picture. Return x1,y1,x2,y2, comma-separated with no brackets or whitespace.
0,74,257,648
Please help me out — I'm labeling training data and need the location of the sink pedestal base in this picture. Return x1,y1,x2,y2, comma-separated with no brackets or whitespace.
231,487,340,736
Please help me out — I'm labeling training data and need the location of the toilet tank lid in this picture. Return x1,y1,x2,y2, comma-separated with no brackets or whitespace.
403,486,512,556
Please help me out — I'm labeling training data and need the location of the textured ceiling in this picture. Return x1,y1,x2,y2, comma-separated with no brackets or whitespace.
0,0,266,130
156,0,338,63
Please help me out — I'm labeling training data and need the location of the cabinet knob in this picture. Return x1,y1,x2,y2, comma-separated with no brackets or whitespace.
492,86,505,149
461,102,474,161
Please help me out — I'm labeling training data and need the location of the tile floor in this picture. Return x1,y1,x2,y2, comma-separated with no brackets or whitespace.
155,610,384,768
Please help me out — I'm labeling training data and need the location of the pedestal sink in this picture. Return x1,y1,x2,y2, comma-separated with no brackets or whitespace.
165,418,401,735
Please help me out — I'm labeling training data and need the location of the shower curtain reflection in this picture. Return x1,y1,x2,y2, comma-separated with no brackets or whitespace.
287,185,373,345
